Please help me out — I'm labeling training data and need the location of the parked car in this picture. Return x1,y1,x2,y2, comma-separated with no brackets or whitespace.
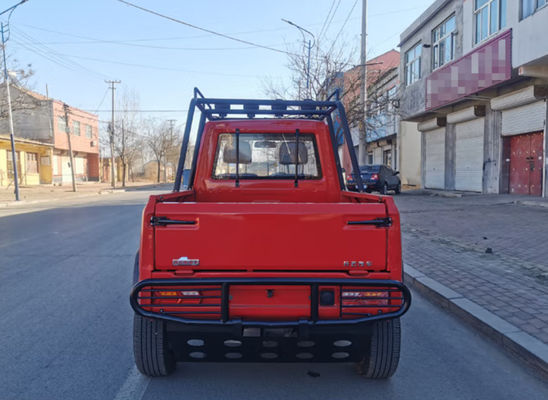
347,165,401,194
131,89,411,379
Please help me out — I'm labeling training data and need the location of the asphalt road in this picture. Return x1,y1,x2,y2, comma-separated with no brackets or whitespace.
1,190,547,400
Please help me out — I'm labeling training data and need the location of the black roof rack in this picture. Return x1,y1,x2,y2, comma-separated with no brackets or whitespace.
173,87,365,193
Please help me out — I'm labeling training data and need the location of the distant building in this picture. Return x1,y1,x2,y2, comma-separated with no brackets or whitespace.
0,85,100,186
399,0,548,196
333,50,402,174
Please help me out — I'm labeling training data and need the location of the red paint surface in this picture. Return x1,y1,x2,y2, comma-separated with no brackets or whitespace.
138,118,403,321
510,132,543,196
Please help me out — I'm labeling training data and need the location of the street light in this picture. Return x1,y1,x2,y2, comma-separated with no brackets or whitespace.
282,18,315,99
1,0,29,201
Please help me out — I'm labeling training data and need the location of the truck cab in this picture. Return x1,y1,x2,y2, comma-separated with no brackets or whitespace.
131,89,411,379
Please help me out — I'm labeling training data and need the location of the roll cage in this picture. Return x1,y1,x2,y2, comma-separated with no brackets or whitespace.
173,88,365,193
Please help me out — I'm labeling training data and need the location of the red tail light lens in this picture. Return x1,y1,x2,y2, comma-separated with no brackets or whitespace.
342,290,389,306
371,173,379,180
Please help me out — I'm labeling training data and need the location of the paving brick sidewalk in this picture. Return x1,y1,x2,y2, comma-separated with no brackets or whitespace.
395,193,548,344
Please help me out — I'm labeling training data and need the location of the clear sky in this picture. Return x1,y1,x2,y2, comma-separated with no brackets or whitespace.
4,0,434,127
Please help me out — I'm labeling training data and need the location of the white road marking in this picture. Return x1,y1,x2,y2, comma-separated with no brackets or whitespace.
113,366,150,400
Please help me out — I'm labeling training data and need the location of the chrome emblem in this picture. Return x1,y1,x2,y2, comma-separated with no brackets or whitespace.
344,260,371,267
172,256,200,266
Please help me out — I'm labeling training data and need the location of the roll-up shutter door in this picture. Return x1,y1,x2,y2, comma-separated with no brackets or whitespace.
455,118,484,192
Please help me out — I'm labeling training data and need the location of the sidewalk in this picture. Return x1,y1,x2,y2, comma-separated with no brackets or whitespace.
395,192,548,376
0,181,165,206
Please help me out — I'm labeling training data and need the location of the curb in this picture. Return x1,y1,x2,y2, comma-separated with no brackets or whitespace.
514,200,548,209
0,189,126,208
404,263,548,380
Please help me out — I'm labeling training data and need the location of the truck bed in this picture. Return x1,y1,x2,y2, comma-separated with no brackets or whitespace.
154,200,391,272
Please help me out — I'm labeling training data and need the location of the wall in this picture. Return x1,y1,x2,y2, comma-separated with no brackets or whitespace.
463,0,548,68
0,140,53,186
399,0,464,119
0,86,53,142
52,101,99,155
399,121,421,185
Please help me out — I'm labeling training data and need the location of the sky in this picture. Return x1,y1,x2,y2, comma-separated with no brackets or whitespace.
3,0,434,129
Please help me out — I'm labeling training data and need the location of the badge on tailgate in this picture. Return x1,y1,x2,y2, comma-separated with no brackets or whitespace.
172,256,200,266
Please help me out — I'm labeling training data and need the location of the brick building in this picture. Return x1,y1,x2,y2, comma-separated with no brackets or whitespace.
0,85,99,186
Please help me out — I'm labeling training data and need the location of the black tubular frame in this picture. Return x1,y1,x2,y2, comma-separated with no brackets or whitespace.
173,87,365,192
130,278,411,328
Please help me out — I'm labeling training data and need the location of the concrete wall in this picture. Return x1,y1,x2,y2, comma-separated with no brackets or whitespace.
0,86,53,142
463,0,548,68
399,121,421,185
399,0,464,119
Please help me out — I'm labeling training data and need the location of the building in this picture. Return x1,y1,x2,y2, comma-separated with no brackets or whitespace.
0,85,100,186
335,50,401,174
0,135,53,187
399,0,548,196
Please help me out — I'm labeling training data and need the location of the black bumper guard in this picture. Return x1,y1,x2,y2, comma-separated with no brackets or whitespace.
130,278,411,328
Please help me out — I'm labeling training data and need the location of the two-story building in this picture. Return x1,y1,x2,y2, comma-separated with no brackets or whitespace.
0,85,100,186
399,0,548,196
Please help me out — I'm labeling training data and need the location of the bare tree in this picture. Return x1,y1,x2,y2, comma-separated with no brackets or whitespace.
144,119,180,183
114,87,143,187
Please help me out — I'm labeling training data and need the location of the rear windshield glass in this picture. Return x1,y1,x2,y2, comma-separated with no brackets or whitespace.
359,165,380,172
212,133,321,180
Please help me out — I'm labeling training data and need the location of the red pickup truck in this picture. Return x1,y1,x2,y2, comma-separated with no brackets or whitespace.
131,89,411,379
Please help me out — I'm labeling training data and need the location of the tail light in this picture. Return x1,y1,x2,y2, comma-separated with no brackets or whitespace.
341,290,389,306
347,173,353,181
154,289,202,305
371,173,379,181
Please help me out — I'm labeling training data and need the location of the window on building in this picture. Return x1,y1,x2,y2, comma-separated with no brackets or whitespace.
58,116,66,133
405,43,422,85
73,121,81,136
85,124,93,138
474,0,507,44
521,0,547,19
367,152,373,164
26,153,39,174
432,14,456,70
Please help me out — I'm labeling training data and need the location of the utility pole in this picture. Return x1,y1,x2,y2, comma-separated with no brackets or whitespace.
105,79,121,188
358,0,368,166
166,119,176,183
63,103,77,192
0,1,29,201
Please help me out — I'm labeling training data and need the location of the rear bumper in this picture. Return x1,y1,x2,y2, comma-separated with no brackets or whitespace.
130,277,411,329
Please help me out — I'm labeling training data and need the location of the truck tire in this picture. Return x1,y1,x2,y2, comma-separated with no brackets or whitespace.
357,318,401,379
133,314,176,377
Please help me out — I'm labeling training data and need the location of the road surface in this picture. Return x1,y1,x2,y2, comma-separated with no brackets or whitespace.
1,189,546,400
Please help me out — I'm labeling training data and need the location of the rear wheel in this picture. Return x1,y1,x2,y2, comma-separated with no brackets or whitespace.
395,183,401,194
357,318,401,379
133,314,176,377
380,182,388,195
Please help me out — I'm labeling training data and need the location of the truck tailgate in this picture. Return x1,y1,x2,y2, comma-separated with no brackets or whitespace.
154,202,389,271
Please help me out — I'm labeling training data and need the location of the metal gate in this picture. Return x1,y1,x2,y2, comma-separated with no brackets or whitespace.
509,132,543,196
424,128,445,189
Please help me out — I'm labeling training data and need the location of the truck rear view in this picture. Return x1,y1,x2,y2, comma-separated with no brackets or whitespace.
131,89,411,379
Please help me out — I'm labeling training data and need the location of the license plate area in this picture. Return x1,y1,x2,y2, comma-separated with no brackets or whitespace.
230,285,310,320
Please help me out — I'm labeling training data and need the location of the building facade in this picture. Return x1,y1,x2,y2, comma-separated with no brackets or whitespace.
0,85,100,186
399,0,548,196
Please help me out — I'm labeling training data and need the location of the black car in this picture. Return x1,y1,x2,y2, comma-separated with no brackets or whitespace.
346,164,401,194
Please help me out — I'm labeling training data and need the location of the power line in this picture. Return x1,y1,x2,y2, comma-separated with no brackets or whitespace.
115,0,297,57
319,0,342,41
327,0,359,55
318,0,337,39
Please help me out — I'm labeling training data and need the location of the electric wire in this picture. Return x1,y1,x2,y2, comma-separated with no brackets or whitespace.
318,0,337,39
327,0,359,55
115,0,300,57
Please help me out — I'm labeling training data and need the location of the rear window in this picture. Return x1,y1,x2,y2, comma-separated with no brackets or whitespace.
360,165,380,173
212,133,321,180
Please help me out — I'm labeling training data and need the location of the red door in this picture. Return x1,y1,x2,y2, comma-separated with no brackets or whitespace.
509,132,544,196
